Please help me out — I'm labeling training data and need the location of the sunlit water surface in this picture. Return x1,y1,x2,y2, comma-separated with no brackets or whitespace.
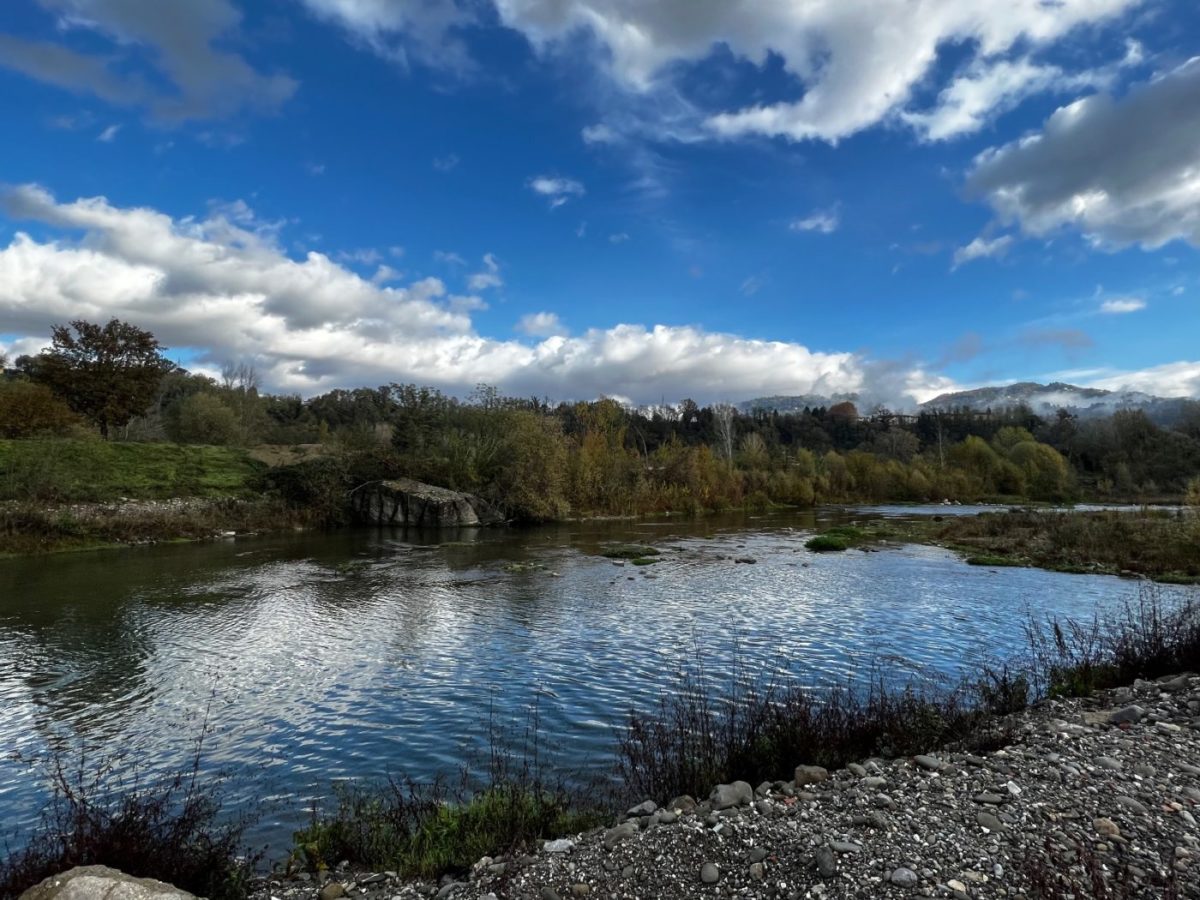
1,507,1191,850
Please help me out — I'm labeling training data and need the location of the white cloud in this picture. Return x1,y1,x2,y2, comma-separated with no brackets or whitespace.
298,0,475,72
581,123,616,144
371,264,404,284
338,247,383,266
952,234,1014,268
528,175,586,208
433,153,460,172
903,40,1141,142
0,183,953,405
967,58,1200,249
789,209,839,234
0,0,297,120
517,311,567,338
467,253,503,291
1099,297,1146,314
608,232,629,244
283,1,1144,147
97,123,121,142
740,275,764,297
434,250,467,266
1086,361,1200,398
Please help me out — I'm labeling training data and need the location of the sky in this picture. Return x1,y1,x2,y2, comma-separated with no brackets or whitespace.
0,0,1198,407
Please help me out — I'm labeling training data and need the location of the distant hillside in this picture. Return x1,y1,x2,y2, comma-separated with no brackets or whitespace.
921,381,1195,421
741,381,1197,423
739,393,860,414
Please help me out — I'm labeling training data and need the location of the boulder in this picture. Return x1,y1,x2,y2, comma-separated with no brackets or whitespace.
352,478,504,528
18,867,193,900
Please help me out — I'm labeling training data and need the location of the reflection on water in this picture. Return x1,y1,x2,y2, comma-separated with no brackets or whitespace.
0,508,1191,850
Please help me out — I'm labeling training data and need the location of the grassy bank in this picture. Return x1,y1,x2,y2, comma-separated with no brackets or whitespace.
933,507,1200,582
0,439,291,555
0,439,263,503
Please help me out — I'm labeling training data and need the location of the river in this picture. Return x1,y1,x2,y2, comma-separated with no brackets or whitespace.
0,506,1191,852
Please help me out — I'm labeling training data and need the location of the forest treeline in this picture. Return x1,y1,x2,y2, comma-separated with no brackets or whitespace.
6,347,1200,521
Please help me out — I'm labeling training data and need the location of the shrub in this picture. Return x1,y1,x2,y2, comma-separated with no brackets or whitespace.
0,739,258,900
0,381,82,438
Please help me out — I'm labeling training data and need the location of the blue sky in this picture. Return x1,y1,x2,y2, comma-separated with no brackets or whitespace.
0,0,1198,405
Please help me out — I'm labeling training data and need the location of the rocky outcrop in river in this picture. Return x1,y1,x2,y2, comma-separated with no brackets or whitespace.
351,478,504,528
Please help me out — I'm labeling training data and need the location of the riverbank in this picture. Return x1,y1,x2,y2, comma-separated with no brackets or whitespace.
251,672,1200,900
0,497,305,556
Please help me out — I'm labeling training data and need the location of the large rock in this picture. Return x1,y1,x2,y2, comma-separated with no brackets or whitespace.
18,867,194,900
352,478,504,528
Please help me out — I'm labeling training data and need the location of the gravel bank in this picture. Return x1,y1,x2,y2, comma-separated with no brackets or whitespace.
255,673,1200,900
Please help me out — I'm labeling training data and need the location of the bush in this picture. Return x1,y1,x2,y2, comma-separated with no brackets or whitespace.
296,706,605,877
0,381,82,438
168,393,242,446
617,656,996,804
0,740,259,900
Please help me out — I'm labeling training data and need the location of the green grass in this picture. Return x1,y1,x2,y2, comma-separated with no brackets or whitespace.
0,439,264,502
805,525,873,553
295,782,604,879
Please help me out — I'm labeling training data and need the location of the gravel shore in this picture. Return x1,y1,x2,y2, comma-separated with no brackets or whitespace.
255,673,1200,900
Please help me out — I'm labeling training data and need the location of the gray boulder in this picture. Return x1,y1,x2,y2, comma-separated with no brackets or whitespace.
710,781,754,810
18,867,193,900
352,478,504,528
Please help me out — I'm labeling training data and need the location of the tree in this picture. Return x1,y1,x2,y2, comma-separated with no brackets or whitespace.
0,380,82,438
26,319,174,438
168,393,241,445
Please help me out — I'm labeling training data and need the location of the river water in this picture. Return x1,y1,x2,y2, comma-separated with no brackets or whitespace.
0,507,1191,851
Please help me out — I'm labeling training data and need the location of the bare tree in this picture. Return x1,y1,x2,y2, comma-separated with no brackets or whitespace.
713,402,736,462
221,361,260,393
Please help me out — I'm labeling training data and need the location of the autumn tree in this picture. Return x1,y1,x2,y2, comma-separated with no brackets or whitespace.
25,319,175,438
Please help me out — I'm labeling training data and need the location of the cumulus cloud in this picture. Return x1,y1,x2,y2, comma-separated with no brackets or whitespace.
467,253,503,291
1099,297,1146,314
517,311,567,338
952,234,1013,268
790,209,839,234
0,183,951,404
292,0,1140,145
0,0,297,120
528,175,586,208
967,58,1200,249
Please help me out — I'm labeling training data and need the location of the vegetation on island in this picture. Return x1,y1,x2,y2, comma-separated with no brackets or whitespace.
934,507,1200,583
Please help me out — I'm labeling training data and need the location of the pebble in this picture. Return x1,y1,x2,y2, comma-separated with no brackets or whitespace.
889,868,919,887
700,863,720,884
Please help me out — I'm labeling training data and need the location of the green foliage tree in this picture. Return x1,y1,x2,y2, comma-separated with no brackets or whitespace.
25,319,174,439
169,393,242,446
0,380,82,438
